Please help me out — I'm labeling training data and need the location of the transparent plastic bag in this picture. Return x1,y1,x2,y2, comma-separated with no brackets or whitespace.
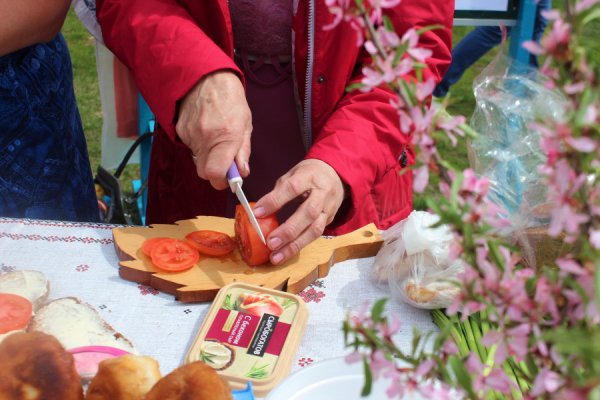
469,54,567,229
372,211,463,309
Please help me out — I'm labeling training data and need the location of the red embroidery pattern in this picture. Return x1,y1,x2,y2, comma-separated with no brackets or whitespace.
298,287,326,303
298,357,314,367
0,232,113,245
310,279,326,289
75,264,90,272
0,218,117,230
138,284,159,296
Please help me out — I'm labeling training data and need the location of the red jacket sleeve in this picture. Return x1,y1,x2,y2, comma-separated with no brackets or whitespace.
96,0,241,141
307,0,453,230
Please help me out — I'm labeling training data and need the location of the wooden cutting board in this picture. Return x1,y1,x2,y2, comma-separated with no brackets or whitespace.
113,217,383,303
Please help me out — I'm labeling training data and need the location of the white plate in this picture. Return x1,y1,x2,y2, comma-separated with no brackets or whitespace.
266,357,425,400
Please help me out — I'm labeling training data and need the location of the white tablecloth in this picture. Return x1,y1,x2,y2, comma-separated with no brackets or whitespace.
0,217,436,377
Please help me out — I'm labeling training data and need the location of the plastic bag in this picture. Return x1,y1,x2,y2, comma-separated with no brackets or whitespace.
469,53,567,229
372,211,463,309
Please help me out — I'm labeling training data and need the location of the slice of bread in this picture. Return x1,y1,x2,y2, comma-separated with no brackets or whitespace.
29,297,137,354
0,270,49,311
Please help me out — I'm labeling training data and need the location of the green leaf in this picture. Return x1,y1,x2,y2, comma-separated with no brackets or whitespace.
415,25,445,35
582,7,600,25
449,356,475,398
596,258,600,310
281,298,295,309
450,171,464,210
370,298,388,324
345,82,364,92
223,294,232,310
382,15,394,32
361,356,373,397
245,362,271,379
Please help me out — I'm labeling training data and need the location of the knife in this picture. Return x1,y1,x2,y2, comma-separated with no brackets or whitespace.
227,162,267,245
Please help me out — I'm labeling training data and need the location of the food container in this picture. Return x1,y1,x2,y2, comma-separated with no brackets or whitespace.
68,345,131,382
186,282,308,397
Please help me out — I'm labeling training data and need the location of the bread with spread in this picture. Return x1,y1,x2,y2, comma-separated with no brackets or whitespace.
29,297,136,354
0,270,49,311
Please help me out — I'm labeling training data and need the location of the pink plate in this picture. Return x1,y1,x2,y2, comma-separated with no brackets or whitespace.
68,346,131,380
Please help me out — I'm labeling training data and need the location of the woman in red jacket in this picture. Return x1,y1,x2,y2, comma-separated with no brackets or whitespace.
96,0,453,265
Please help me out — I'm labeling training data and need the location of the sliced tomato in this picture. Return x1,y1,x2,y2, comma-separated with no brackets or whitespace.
235,202,279,266
150,238,200,272
141,237,170,257
0,293,33,334
185,230,236,256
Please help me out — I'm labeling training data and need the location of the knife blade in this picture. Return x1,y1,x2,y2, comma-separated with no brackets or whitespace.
227,162,267,245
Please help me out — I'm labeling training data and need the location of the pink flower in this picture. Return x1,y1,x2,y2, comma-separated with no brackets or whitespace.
379,313,401,337
361,66,384,89
535,277,560,323
369,0,402,8
364,40,378,55
556,257,587,275
540,18,572,57
369,350,395,380
466,353,515,394
590,229,600,249
575,0,600,12
413,165,429,193
484,368,515,394
548,203,589,237
345,351,362,364
441,339,459,356
414,359,435,378
416,79,435,102
377,26,401,48
583,103,598,125
530,368,565,396
565,136,597,152
563,81,587,94
541,9,561,21
506,324,530,361
523,40,545,55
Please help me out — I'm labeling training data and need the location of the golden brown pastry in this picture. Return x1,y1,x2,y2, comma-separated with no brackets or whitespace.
85,355,161,400
145,361,232,400
0,331,83,400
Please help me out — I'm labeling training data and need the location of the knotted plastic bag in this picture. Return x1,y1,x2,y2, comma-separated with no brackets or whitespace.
372,211,463,309
468,53,567,267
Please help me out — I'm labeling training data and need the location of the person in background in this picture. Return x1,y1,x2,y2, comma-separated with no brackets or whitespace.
96,0,453,264
433,0,551,98
0,0,99,222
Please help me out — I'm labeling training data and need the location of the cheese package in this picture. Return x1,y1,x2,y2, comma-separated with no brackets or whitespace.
186,283,308,397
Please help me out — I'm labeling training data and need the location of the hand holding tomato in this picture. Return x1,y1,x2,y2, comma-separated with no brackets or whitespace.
252,159,346,265
176,71,252,190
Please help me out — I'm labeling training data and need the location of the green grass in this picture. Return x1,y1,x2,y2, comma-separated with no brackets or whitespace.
63,10,102,171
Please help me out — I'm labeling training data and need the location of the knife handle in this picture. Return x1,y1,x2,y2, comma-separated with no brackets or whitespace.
227,162,242,193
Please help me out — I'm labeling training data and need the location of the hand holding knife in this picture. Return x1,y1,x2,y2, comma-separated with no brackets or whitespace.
227,163,267,245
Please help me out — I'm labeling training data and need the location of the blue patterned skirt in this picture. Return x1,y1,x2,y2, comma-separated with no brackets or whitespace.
0,34,99,222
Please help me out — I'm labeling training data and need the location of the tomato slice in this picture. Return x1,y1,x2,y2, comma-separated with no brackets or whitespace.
185,230,236,257
150,238,200,272
0,293,33,334
235,202,279,266
141,237,170,257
